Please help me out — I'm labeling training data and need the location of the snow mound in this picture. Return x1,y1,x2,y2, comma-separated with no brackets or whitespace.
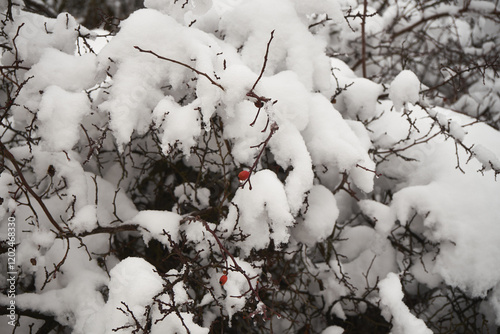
379,273,432,334
389,70,421,111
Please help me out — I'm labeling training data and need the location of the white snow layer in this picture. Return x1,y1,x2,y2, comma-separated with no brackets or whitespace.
292,185,339,246
389,70,421,111
38,86,91,151
3,0,500,332
379,273,433,334
131,210,182,249
220,170,294,255
384,107,500,297
88,257,164,334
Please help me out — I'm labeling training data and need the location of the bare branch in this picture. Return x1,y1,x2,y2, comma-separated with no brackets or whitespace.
134,46,225,91
0,141,64,234
250,30,275,92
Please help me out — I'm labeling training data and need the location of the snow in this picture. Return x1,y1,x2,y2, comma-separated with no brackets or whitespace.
303,94,375,193
93,257,164,334
145,0,213,23
427,107,467,141
0,173,15,220
222,99,271,165
30,48,100,91
8,239,109,333
2,0,500,332
68,204,98,235
131,210,182,249
38,86,91,151
212,258,261,323
321,326,345,334
409,253,443,289
359,200,395,236
10,48,99,131
150,310,209,334
97,8,223,147
389,114,500,297
153,96,202,155
379,273,432,334
3,12,81,67
220,170,294,255
269,122,314,214
292,185,339,246
336,77,383,120
389,70,421,111
219,0,332,92
291,0,344,24
337,226,398,298
472,144,500,172
174,183,211,210
181,219,218,258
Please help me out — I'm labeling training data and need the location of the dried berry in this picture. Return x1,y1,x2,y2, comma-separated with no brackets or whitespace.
47,165,55,177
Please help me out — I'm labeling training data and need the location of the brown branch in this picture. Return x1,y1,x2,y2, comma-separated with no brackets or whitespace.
361,0,368,78
241,122,279,190
198,217,282,318
356,163,382,178
6,0,14,21
59,224,139,238
0,142,64,234
420,62,497,94
392,11,460,38
308,16,332,29
250,30,275,92
0,65,30,71
134,46,225,91
41,237,70,290
333,172,360,201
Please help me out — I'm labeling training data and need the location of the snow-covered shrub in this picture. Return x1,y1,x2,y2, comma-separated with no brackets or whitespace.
1,1,499,333
326,0,500,129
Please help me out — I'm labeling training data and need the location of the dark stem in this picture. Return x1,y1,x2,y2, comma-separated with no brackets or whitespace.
134,46,225,91
250,30,275,92
0,141,64,234
361,0,368,78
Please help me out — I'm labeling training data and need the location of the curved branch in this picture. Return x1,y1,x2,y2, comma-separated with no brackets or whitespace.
0,142,64,234
134,46,225,91
250,30,275,92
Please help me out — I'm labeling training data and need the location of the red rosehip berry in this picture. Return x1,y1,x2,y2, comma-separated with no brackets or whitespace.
238,170,250,181
219,274,228,286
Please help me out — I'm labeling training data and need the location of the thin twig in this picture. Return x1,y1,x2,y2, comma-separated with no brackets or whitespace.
356,163,382,177
0,142,64,233
361,0,368,78
250,30,275,92
7,0,14,21
198,217,282,318
134,46,225,91
241,122,279,190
